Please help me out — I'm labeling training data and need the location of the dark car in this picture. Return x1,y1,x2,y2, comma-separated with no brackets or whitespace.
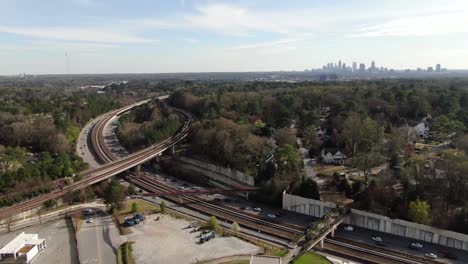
440,250,458,260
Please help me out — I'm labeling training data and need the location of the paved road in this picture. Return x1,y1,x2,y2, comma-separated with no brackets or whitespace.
77,209,122,264
77,118,105,169
297,138,322,185
335,225,468,264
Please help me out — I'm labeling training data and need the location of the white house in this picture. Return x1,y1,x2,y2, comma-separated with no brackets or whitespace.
321,148,347,165
413,122,429,138
0,232,46,263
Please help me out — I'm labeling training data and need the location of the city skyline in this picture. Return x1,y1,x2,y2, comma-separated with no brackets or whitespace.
316,60,446,73
1,0,468,74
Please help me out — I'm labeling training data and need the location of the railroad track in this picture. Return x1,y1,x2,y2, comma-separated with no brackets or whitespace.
0,99,192,220
322,238,441,264
127,174,304,240
87,101,306,241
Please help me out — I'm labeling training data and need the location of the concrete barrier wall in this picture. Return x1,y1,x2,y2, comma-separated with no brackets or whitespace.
178,157,255,186
282,192,336,218
282,192,468,251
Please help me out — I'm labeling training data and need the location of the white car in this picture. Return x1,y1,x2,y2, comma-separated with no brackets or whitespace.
267,214,276,218
86,218,94,223
253,207,262,212
410,242,423,249
344,226,354,231
424,253,437,259
371,236,382,242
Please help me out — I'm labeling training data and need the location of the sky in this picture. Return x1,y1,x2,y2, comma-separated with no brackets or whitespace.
1,0,468,75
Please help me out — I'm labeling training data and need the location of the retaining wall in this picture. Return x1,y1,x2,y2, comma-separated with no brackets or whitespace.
282,192,468,251
177,156,255,186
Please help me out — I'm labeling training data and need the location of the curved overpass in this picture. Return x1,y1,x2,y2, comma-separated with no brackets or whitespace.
0,96,192,220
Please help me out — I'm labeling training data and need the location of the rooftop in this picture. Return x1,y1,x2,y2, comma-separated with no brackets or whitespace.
0,233,43,255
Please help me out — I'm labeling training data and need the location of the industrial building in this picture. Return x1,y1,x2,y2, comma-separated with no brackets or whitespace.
0,232,46,263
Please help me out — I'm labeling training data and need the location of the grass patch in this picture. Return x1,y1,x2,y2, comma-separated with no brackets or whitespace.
315,164,347,176
114,199,159,235
265,247,288,257
118,242,135,264
116,199,159,215
293,252,331,264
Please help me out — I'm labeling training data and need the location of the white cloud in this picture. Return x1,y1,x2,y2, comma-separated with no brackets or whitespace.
185,4,289,36
354,11,468,37
225,39,299,51
183,38,198,43
0,25,156,43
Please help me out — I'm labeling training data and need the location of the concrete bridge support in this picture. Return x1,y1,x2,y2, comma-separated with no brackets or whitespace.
134,164,141,177
171,145,176,154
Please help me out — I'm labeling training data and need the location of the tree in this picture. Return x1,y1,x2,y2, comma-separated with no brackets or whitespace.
408,199,431,225
231,221,240,234
206,216,220,231
352,152,384,187
160,201,166,214
432,115,465,142
131,202,140,213
44,198,57,209
276,128,296,146
291,178,320,200
302,125,322,155
276,144,301,175
103,180,126,210
127,184,137,195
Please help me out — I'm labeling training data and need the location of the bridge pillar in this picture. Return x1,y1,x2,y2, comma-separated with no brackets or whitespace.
320,238,324,248
171,145,176,154
135,164,141,177
331,227,335,238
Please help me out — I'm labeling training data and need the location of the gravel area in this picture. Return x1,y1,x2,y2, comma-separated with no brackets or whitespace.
126,214,262,264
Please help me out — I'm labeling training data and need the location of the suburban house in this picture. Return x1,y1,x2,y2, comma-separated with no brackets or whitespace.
413,122,430,138
321,148,347,165
0,232,46,263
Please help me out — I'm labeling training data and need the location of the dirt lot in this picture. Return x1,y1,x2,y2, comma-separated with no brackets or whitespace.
126,214,262,264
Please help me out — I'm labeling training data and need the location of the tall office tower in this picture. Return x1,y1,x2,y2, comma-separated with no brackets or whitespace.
342,63,346,71
338,60,342,70
359,63,366,72
436,64,441,72
371,60,376,71
352,62,357,72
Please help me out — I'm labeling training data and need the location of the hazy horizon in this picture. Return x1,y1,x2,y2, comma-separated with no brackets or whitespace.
1,0,468,75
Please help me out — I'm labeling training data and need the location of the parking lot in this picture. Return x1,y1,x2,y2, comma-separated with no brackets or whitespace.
126,213,262,264
0,218,78,264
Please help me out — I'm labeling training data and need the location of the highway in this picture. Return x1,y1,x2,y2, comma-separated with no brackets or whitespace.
333,225,468,264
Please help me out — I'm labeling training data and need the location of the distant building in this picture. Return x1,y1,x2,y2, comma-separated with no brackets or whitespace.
436,64,441,72
427,66,434,72
352,62,357,72
0,232,46,263
371,60,376,72
321,148,347,165
359,63,366,72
